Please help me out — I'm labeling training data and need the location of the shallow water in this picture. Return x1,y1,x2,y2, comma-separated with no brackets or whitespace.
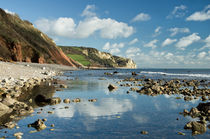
0,69,210,138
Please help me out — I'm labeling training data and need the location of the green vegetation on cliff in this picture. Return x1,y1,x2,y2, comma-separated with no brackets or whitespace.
60,46,136,68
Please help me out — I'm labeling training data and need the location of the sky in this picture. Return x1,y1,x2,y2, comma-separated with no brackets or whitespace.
1,0,210,68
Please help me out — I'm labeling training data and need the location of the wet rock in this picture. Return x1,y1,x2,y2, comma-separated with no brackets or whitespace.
51,124,55,127
0,102,12,117
4,122,16,129
130,87,140,92
28,119,47,131
197,102,210,114
184,121,206,135
178,132,185,135
60,84,67,88
108,84,118,91
184,96,193,101
88,99,97,102
72,98,81,103
63,98,70,103
48,111,54,114
14,132,23,138
132,72,138,76
189,108,200,117
50,97,61,105
140,131,148,135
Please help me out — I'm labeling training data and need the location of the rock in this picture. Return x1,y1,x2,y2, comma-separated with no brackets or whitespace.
108,84,118,91
189,108,200,117
60,84,67,88
132,72,138,76
184,121,206,135
88,99,97,102
28,119,47,131
197,102,210,113
72,98,81,103
0,102,12,117
48,111,54,114
14,132,23,137
4,122,16,129
178,132,185,135
63,98,70,103
51,124,55,127
140,131,148,135
50,97,61,105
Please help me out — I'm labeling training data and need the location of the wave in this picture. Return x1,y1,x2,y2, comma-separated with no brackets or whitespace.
140,71,210,78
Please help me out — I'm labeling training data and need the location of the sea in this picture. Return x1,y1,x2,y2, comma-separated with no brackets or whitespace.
1,69,210,139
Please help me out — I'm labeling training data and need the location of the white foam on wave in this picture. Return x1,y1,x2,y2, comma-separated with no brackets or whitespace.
140,71,210,78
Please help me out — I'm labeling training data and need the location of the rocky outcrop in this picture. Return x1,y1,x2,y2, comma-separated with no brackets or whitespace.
60,46,137,68
0,8,76,67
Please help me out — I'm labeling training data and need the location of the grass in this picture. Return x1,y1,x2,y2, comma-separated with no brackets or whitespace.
67,54,91,66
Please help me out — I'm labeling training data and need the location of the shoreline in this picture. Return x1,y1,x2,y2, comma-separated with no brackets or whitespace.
0,61,77,125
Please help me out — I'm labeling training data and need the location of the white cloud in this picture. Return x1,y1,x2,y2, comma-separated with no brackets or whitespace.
128,38,139,45
186,5,210,21
175,33,201,50
102,42,125,55
167,5,187,19
162,38,177,47
200,35,210,50
81,5,96,17
169,27,190,36
132,13,151,22
144,39,158,49
4,9,15,15
197,52,207,59
126,47,141,57
35,5,134,39
128,49,210,68
153,26,162,37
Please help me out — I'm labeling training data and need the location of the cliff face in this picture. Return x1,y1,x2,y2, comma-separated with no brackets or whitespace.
0,8,76,67
60,46,137,69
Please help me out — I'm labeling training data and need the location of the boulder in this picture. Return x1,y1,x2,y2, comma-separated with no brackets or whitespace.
0,102,12,117
108,84,118,91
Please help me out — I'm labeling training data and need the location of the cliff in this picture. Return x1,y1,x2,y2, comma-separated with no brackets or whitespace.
0,8,77,67
60,46,137,69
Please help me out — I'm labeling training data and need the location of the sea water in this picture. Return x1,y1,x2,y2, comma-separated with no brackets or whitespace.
0,69,210,138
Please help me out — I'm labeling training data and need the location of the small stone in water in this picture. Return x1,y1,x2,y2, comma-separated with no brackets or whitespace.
178,132,185,135
140,131,148,135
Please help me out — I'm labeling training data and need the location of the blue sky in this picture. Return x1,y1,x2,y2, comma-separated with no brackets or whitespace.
1,0,210,68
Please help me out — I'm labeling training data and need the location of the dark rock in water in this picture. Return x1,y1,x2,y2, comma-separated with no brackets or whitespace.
63,98,71,103
28,119,46,131
197,102,210,114
108,84,118,91
177,132,185,135
72,98,81,103
113,71,118,74
140,131,148,135
35,95,61,106
3,122,16,129
132,72,138,76
59,84,67,88
50,97,61,105
184,121,206,135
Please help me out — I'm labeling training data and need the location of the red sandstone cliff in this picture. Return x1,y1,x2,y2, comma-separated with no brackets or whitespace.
0,8,77,67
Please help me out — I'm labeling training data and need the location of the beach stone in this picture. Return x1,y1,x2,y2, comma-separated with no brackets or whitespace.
63,98,70,103
140,131,148,135
14,132,23,137
28,119,47,131
88,99,97,102
60,84,67,88
72,98,81,103
197,102,210,113
4,122,16,129
108,84,118,91
178,132,185,135
0,102,12,117
184,121,206,135
50,97,61,105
